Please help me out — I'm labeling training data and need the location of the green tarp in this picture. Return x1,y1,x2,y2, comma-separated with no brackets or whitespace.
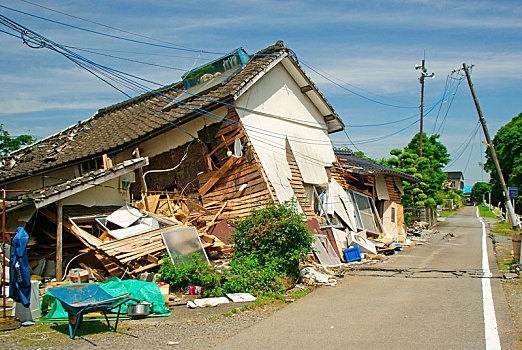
41,277,170,319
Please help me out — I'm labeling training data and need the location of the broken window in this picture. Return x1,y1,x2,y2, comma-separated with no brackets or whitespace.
350,191,383,235
79,157,102,175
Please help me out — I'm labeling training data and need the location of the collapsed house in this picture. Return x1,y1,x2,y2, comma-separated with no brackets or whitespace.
0,41,416,280
333,149,419,243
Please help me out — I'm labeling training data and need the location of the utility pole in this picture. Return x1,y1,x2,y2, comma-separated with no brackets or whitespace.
415,57,434,157
462,63,519,230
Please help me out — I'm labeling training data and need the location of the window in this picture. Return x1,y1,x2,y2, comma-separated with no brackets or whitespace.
350,191,383,235
391,207,396,223
79,157,102,175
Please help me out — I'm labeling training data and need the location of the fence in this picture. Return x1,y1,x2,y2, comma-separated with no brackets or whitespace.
404,206,437,227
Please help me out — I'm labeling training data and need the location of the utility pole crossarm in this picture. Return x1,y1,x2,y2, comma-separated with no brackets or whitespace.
462,62,519,230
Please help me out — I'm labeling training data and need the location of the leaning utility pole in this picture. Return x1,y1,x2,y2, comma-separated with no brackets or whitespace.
462,63,519,230
415,58,434,157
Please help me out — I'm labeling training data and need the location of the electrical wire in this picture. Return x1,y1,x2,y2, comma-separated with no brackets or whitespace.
0,14,457,152
444,121,481,169
0,4,227,54
65,46,188,71
17,0,211,53
302,61,430,109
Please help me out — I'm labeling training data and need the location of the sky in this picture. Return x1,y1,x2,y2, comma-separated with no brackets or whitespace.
0,0,521,186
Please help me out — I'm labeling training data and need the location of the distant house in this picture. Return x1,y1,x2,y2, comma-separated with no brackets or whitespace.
445,171,464,191
332,150,418,243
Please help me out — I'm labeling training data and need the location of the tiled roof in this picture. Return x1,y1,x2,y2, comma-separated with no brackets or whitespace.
1,42,341,184
444,171,464,179
334,149,418,182
3,158,147,213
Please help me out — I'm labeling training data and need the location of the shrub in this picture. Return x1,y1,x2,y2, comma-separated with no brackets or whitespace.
157,253,220,293
230,201,313,277
220,255,285,296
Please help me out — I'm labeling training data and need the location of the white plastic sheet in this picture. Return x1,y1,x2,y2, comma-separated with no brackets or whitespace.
375,174,390,200
324,179,357,231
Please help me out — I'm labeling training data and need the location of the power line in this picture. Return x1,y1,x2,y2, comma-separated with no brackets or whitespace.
0,4,227,54
65,46,189,71
16,0,209,52
300,59,417,106
301,61,420,109
0,13,456,152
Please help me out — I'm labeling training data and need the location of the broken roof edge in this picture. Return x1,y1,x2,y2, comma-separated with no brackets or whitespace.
233,47,344,134
2,82,185,163
28,157,148,209
334,150,419,183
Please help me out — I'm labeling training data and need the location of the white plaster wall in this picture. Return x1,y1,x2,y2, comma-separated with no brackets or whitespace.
61,177,127,207
6,166,78,196
382,201,399,241
235,64,335,204
111,106,226,163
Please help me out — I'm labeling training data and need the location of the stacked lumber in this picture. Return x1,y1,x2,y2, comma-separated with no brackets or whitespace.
97,227,173,276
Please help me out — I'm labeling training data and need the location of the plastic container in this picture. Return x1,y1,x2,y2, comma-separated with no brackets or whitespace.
344,246,362,263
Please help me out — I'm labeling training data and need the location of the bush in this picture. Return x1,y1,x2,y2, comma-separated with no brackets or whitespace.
230,202,313,277
157,253,220,293
219,255,285,296
159,202,312,297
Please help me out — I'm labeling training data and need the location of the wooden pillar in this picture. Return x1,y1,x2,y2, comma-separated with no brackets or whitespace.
135,147,150,211
56,200,63,281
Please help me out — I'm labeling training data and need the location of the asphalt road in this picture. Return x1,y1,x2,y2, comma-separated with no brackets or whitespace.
213,206,519,349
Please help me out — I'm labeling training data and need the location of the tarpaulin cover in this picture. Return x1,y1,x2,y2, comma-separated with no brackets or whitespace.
9,227,31,307
41,277,169,319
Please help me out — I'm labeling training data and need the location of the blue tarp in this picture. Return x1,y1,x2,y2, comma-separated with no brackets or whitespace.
41,277,170,319
9,227,31,307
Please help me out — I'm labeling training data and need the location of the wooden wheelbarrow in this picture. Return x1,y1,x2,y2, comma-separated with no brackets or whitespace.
48,284,139,339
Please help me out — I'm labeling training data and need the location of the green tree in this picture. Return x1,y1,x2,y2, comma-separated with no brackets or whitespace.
0,124,35,157
385,133,450,208
484,112,522,213
471,182,491,203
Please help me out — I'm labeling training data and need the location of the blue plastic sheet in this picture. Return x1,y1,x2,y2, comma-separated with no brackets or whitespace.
41,277,169,319
9,227,31,307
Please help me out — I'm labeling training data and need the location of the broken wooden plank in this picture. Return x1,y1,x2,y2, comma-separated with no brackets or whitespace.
198,156,239,196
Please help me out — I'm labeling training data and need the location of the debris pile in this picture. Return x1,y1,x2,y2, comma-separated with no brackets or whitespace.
25,199,231,283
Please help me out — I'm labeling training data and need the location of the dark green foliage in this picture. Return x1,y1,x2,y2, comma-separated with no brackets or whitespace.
471,182,491,202
157,253,220,294
230,202,313,277
384,133,450,208
484,112,522,213
158,203,311,297
214,256,285,296
0,124,35,157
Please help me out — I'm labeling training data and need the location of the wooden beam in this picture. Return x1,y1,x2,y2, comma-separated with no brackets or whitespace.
56,200,63,281
135,147,150,211
198,156,238,196
300,85,313,93
203,201,228,232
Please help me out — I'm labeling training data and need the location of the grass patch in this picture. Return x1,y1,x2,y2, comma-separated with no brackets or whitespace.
478,204,497,218
286,287,313,300
498,257,517,273
440,210,455,218
493,221,519,236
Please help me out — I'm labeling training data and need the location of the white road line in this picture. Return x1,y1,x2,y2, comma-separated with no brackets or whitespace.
477,207,501,349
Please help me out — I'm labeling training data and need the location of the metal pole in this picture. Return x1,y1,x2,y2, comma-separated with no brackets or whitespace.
419,60,425,157
462,63,518,230
2,189,6,318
